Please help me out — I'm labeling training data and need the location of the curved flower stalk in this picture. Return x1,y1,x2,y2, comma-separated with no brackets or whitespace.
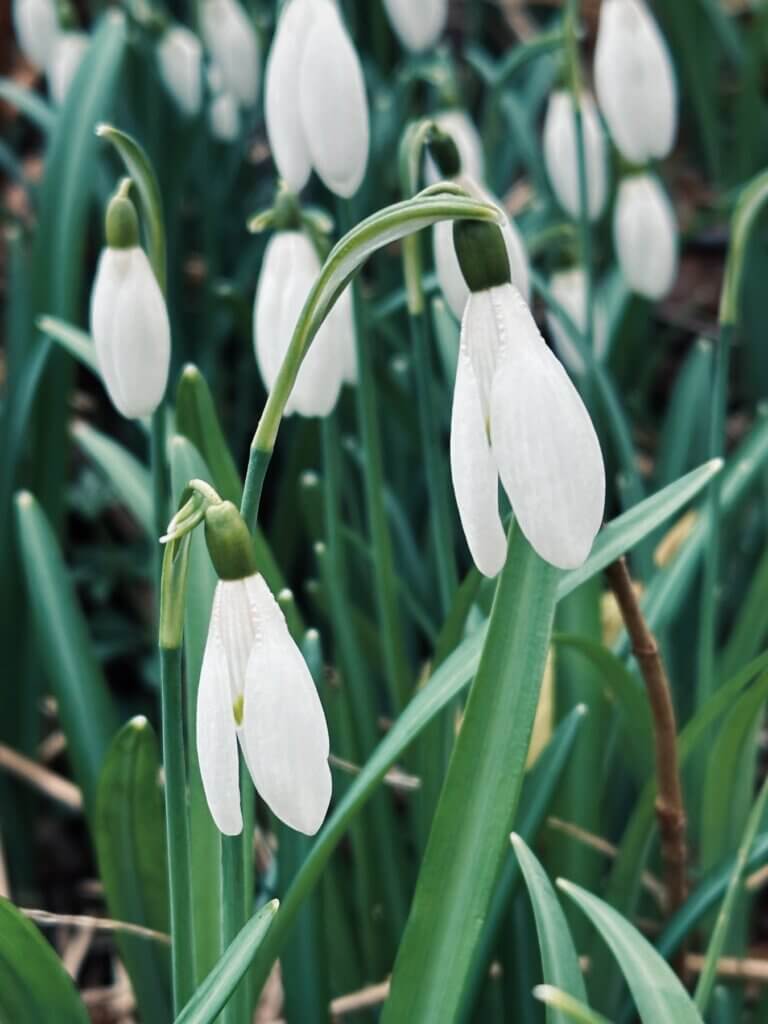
90,185,170,418
265,0,369,197
433,176,529,320
425,109,485,184
47,30,88,105
254,229,355,417
382,0,447,53
207,64,240,141
450,222,605,574
194,500,332,837
546,267,608,376
11,0,59,70
543,90,608,222
614,172,678,299
157,25,203,118
201,0,260,108
594,0,677,165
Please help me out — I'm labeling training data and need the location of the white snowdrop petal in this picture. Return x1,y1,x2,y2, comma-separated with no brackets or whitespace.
48,32,89,106
613,174,678,300
265,0,313,192
217,580,256,701
425,110,484,184
209,90,240,142
594,0,676,164
291,315,344,416
109,249,171,418
332,285,358,385
157,26,203,117
202,0,261,107
382,0,447,53
242,576,331,836
298,0,369,197
196,584,243,836
488,285,605,569
450,344,507,577
12,0,59,70
546,267,608,376
91,249,126,409
543,91,607,222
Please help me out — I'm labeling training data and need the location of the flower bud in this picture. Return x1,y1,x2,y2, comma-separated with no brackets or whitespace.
204,501,257,581
207,65,240,141
157,25,203,118
543,90,608,222
90,190,171,419
453,220,511,294
594,0,677,165
382,0,447,53
201,0,260,108
47,31,88,105
613,173,678,300
12,0,59,71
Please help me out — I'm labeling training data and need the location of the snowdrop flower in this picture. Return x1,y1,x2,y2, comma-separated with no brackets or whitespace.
433,176,529,320
614,173,678,300
425,109,484,184
265,0,369,197
546,267,608,376
207,64,240,141
254,229,355,416
47,31,88,105
12,0,59,70
157,25,203,117
543,91,608,221
90,188,170,419
450,221,605,574
197,502,331,836
594,0,677,165
201,0,260,107
382,0,447,53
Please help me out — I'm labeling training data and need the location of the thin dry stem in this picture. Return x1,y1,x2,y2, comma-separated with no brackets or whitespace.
0,742,82,811
606,558,688,919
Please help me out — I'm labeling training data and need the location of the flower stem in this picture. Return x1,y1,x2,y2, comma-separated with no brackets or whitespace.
696,321,734,708
159,644,196,1013
221,832,248,1023
338,197,410,710
240,444,271,533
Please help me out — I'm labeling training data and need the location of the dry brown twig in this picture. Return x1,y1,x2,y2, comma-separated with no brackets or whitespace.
605,558,688,919
0,742,82,811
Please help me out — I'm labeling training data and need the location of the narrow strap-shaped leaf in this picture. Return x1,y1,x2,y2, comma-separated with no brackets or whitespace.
174,901,279,1024
72,420,153,535
511,834,587,1022
0,78,56,132
0,898,89,1023
95,718,172,1024
14,491,119,818
382,528,560,1023
37,316,98,375
559,880,704,1024
533,987,611,1024
175,364,243,505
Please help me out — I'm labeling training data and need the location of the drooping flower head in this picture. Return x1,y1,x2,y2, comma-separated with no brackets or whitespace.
253,225,356,417
265,0,369,197
89,185,171,419
12,0,59,71
450,220,605,573
201,0,261,108
594,0,677,165
546,266,609,377
47,30,88,105
382,0,448,53
613,172,678,300
157,24,203,118
543,90,608,222
196,499,331,836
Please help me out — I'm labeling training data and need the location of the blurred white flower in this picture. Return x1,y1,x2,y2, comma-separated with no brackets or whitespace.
197,573,331,836
201,0,260,107
90,247,170,419
546,267,608,377
614,173,678,299
433,176,529,321
594,0,677,164
543,90,608,221
12,0,59,71
47,31,88,105
425,109,484,184
207,63,240,141
265,0,369,197
382,0,447,53
157,25,203,118
254,230,355,416
451,283,605,574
